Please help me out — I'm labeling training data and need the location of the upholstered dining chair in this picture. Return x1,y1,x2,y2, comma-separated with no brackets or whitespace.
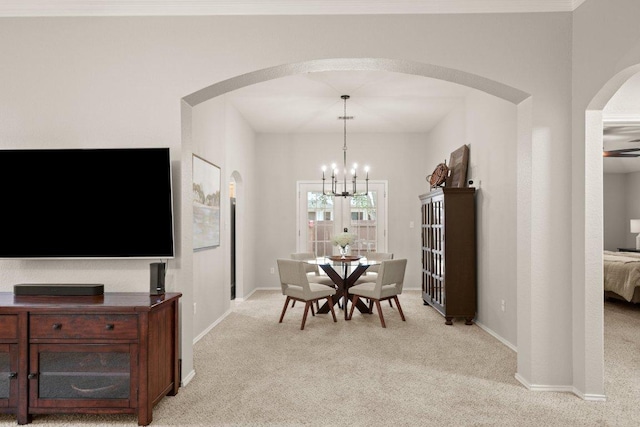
291,252,336,287
290,252,336,309
354,252,394,283
277,259,338,330
348,258,407,328
354,252,394,306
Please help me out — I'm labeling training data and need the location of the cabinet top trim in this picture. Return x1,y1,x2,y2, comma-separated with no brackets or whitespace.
0,292,181,310
419,187,476,199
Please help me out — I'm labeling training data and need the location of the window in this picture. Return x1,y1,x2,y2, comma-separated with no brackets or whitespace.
298,181,387,257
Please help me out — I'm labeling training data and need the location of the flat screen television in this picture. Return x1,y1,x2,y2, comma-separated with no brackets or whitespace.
0,148,175,259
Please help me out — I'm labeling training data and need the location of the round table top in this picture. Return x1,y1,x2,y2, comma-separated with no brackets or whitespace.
327,255,362,262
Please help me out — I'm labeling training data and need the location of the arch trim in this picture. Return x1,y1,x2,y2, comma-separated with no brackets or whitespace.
182,58,530,107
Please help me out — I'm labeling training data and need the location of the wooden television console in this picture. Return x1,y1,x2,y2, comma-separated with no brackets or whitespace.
0,292,181,426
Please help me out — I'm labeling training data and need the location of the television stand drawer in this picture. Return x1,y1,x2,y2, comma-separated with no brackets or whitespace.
30,314,138,340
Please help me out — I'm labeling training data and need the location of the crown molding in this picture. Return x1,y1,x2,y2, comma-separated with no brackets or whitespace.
0,1,586,17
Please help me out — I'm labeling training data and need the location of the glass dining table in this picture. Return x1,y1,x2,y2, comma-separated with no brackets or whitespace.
307,256,377,320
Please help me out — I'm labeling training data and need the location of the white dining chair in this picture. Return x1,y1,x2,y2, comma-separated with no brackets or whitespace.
277,259,338,330
348,258,407,328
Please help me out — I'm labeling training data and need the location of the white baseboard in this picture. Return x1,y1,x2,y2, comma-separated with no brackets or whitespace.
571,387,607,401
235,287,260,301
475,320,517,352
514,373,606,401
193,307,232,344
181,368,196,387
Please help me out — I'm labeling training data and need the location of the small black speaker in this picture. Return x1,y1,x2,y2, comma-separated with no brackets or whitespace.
150,262,166,295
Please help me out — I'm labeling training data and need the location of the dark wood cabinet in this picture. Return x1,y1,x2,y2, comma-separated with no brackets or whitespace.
0,292,181,425
419,188,476,325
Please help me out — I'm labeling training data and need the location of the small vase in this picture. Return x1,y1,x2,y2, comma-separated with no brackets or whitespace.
340,245,349,259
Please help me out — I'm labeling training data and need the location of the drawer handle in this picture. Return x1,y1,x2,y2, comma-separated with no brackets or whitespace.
28,373,38,380
52,323,62,330
105,324,115,330
8,372,17,379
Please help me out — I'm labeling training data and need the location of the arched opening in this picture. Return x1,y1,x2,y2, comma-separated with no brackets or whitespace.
180,57,534,387
585,63,640,400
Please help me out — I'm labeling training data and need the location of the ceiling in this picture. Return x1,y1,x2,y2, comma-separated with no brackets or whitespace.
0,1,587,17
225,71,471,134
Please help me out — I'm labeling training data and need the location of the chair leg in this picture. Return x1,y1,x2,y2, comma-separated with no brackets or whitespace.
394,296,406,321
279,296,291,323
348,295,359,320
327,295,337,322
301,301,311,330
311,302,315,317
368,298,374,314
291,300,296,308
389,299,393,308
374,300,386,328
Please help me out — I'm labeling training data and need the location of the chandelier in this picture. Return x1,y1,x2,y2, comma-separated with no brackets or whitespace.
321,95,370,197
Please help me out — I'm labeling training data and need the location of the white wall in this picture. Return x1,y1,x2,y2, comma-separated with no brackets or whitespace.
572,0,640,397
191,97,228,338
603,174,627,251
253,132,429,289
625,172,640,248
190,97,257,340
225,100,258,300
424,91,518,347
0,10,580,391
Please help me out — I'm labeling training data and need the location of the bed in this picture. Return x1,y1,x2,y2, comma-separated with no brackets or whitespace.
603,250,640,303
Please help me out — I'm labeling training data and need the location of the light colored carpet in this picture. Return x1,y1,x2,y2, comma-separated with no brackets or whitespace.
1,290,638,426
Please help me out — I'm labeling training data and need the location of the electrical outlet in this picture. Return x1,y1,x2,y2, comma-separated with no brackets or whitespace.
193,302,197,315
467,178,481,189
409,221,415,228
270,267,275,274
500,299,505,312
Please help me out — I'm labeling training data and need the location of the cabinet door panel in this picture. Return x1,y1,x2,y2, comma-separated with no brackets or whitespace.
0,344,18,409
30,343,136,408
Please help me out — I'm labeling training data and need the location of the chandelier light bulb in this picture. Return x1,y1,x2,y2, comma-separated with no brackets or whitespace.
353,163,358,170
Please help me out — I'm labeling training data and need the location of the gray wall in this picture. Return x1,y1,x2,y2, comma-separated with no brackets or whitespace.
603,174,628,251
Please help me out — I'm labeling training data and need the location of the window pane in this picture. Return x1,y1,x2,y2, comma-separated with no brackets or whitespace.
349,192,377,255
307,192,334,257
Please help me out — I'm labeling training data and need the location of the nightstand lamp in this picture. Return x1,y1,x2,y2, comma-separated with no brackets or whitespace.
631,219,640,249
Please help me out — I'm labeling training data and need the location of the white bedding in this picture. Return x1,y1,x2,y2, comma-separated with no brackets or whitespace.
603,250,640,302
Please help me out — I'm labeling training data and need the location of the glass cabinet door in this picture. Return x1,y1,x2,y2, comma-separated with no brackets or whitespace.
29,343,136,408
0,344,18,408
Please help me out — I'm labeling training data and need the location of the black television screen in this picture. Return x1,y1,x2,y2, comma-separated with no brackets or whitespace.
0,148,175,259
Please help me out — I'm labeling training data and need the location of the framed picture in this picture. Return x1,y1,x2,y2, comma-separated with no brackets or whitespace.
446,144,470,188
192,154,221,250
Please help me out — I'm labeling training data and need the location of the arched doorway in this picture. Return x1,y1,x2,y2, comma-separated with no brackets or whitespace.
180,57,536,387
583,63,640,400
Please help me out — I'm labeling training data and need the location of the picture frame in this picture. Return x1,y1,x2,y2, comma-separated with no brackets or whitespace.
446,144,470,188
192,154,221,250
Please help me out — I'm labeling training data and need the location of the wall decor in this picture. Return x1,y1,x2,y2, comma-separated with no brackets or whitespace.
193,154,221,250
446,144,470,188
427,160,449,189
